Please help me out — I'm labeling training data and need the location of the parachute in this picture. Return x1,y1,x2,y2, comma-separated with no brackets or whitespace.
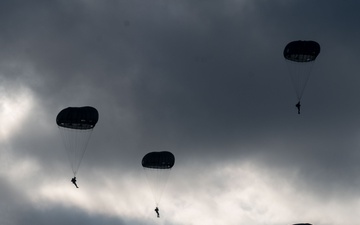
283,40,320,101
142,151,175,206
56,106,99,176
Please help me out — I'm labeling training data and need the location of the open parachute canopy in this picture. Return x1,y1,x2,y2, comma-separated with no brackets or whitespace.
56,106,99,176
283,40,320,63
283,40,321,102
142,151,175,206
56,106,99,130
142,151,175,169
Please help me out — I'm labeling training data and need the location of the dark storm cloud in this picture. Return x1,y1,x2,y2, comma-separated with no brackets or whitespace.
0,0,265,164
0,0,357,173
0,0,356,172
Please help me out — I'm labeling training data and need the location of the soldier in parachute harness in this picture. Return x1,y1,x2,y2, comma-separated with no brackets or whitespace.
71,177,79,188
155,207,160,218
295,101,301,114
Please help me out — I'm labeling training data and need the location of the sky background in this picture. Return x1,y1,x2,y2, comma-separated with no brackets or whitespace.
1,1,360,224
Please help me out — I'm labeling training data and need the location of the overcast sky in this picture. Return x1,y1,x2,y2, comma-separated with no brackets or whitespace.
1,1,360,225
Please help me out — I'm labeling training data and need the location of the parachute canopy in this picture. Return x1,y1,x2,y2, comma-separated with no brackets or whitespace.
283,40,320,101
142,151,175,169
284,40,320,62
142,151,175,206
56,106,99,130
56,106,99,176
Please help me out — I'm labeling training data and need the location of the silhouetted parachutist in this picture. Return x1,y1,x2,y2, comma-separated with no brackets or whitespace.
295,101,301,114
155,207,160,218
71,177,79,188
